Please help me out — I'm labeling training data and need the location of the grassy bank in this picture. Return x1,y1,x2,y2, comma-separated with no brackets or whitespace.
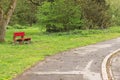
0,26,120,80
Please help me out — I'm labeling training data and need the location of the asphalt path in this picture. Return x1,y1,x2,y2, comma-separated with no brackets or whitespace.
13,37,120,80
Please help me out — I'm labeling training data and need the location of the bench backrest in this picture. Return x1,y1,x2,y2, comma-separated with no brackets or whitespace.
14,32,25,37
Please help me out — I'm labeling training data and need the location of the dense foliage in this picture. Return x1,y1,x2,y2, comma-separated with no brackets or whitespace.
10,0,37,26
36,0,111,32
108,0,120,26
80,0,111,29
37,0,83,32
2,0,120,32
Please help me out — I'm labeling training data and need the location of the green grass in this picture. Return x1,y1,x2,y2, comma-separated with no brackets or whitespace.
0,26,120,80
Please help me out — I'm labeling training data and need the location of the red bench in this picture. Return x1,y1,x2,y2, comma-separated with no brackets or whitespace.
13,32,31,44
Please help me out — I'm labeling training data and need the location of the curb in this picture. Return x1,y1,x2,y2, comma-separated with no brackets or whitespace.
101,49,120,80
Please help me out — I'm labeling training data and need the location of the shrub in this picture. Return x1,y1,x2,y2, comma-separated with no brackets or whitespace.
108,0,120,26
37,0,84,32
79,0,111,29
12,24,27,29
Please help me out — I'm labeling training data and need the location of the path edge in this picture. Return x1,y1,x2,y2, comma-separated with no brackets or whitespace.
101,49,120,80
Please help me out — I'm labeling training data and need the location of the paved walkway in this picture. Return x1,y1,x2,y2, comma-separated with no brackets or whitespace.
13,38,120,80
111,51,120,80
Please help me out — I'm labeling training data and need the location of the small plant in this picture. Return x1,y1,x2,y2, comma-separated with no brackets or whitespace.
12,24,27,29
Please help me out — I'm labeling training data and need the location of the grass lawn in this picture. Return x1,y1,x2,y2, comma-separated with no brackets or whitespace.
0,26,120,80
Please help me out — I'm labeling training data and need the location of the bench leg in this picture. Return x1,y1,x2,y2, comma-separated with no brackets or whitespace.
14,40,24,44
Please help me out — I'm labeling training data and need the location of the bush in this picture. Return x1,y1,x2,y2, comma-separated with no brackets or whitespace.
7,25,14,29
7,24,28,29
80,0,111,29
37,0,84,32
108,0,120,26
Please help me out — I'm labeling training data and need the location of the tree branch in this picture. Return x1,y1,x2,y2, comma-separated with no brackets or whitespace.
5,0,17,24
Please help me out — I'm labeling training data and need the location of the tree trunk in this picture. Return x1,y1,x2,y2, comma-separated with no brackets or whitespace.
0,5,5,42
0,20,7,42
0,0,17,42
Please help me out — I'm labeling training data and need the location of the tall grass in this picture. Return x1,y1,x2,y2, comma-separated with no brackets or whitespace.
0,26,120,80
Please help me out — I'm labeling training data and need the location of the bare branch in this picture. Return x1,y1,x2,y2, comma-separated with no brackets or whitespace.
5,0,17,24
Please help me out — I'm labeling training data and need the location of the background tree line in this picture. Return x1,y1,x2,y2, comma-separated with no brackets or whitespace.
2,0,120,32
